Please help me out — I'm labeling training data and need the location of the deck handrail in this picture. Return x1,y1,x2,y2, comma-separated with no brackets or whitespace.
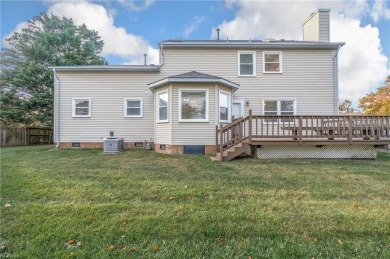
216,111,390,159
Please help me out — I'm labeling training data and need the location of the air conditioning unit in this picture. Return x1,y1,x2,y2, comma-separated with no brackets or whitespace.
103,138,124,153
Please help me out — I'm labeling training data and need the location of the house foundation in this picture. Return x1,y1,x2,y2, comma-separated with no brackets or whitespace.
155,144,215,155
58,142,154,150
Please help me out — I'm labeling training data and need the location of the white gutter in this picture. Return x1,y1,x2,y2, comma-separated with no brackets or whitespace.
53,68,61,148
333,45,342,115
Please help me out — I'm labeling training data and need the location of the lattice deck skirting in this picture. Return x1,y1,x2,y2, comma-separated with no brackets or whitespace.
256,145,377,159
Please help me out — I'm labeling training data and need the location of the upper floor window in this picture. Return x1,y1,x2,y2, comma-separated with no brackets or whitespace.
263,51,282,73
219,90,231,123
157,91,168,122
179,89,209,122
124,98,142,117
238,51,256,76
72,98,91,117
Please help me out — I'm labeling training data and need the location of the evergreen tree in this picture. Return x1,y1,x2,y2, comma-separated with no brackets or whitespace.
1,13,106,126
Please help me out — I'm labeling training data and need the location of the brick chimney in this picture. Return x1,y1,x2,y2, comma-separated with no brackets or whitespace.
302,9,330,42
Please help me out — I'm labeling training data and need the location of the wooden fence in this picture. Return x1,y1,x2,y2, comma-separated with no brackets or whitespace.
1,127,53,147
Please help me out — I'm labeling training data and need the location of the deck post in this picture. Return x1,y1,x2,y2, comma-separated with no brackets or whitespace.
299,116,303,145
219,124,224,161
348,115,353,144
215,125,219,152
249,109,252,144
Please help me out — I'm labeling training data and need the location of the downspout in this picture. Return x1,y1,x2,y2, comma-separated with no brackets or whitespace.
53,68,61,148
333,45,341,115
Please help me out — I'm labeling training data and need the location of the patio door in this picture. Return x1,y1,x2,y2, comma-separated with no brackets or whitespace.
232,100,244,120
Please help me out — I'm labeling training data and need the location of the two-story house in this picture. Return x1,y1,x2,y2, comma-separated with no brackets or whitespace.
51,9,390,160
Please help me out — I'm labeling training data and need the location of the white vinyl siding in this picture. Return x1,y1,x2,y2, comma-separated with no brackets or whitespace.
56,45,339,146
263,51,282,73
72,98,91,117
219,90,231,123
171,84,216,145
56,72,159,143
162,48,336,115
124,98,142,117
238,51,256,76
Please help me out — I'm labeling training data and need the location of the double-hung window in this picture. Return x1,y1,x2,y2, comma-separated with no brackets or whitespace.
263,51,282,73
219,90,231,123
72,98,91,117
238,51,256,76
157,91,168,122
263,100,295,122
179,89,208,122
124,98,142,117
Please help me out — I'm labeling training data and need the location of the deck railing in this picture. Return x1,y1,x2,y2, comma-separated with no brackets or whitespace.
216,111,390,158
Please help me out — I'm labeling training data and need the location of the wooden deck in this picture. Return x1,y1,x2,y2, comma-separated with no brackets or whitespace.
214,111,390,161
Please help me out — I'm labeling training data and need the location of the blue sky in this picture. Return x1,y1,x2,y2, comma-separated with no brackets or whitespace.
1,0,389,103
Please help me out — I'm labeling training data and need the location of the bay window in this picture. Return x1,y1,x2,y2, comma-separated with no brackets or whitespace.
157,91,168,122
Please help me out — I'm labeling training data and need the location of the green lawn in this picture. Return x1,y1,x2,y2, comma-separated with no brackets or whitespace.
1,146,390,258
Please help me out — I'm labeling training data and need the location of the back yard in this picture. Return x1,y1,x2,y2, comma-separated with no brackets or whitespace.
1,146,389,258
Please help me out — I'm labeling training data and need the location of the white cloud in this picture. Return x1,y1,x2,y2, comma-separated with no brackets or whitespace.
371,0,390,22
48,0,159,65
212,0,389,105
183,16,206,37
117,0,155,12
3,0,159,65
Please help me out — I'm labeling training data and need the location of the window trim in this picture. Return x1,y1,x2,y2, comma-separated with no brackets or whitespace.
263,51,283,74
157,90,169,123
232,99,244,119
124,98,143,117
238,51,256,77
219,90,231,123
72,98,91,118
179,88,209,122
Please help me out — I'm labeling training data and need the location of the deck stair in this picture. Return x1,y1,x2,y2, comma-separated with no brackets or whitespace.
212,140,252,162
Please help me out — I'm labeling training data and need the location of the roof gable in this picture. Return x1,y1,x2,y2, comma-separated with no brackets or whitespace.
148,71,239,92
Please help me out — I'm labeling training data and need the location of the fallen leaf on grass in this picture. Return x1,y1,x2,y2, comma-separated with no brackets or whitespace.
237,241,244,249
4,202,11,208
118,244,124,251
130,245,137,252
337,239,344,245
217,236,227,246
108,245,115,251
153,245,158,252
